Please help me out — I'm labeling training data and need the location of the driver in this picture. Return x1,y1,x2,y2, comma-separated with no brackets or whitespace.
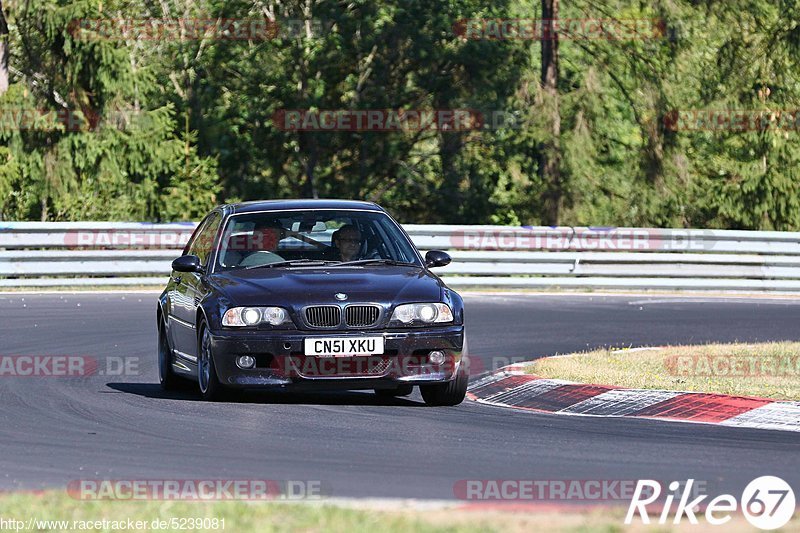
226,219,285,267
331,225,362,262
250,220,284,253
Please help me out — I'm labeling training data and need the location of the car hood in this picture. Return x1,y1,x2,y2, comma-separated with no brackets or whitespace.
210,265,444,307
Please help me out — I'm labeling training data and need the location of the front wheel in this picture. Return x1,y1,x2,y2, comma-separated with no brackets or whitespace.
420,359,468,406
197,322,227,401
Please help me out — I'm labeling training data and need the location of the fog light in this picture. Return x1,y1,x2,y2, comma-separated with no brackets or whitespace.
236,355,256,369
428,350,446,365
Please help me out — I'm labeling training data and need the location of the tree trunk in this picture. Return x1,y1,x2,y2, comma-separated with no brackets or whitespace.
539,0,561,225
0,0,9,96
300,132,319,199
438,129,464,222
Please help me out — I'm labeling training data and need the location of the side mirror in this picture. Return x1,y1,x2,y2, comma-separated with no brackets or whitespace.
425,250,451,268
172,255,204,273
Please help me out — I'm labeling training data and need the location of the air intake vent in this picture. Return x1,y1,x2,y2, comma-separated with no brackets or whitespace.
305,306,341,327
345,305,380,327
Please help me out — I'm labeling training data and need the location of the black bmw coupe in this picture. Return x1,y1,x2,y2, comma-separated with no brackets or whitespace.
157,200,468,405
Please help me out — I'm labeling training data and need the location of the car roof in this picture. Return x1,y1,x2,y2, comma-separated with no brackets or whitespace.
224,199,385,215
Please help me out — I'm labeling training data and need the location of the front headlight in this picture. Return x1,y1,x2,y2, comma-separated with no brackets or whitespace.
222,306,291,327
390,303,453,325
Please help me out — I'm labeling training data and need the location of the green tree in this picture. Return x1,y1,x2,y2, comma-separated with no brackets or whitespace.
0,0,219,221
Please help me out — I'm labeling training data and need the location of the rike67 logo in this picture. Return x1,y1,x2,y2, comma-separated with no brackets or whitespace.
626,477,795,530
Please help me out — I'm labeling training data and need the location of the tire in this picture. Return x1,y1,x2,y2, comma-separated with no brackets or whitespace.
374,384,414,397
420,338,469,407
158,317,182,391
197,321,227,401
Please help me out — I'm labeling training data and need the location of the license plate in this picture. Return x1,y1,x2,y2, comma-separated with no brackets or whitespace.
304,337,385,357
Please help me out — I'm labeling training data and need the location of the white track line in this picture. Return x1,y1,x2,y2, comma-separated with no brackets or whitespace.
561,389,682,416
719,402,800,432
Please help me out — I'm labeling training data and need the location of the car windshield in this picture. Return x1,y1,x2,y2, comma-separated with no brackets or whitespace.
215,210,421,271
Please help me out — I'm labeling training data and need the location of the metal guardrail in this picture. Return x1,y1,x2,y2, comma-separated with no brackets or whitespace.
1,222,800,291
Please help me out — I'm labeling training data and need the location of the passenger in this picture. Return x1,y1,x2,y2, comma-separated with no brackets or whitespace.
331,225,362,261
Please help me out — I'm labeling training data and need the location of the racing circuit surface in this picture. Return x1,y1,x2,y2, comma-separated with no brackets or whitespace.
1,292,799,500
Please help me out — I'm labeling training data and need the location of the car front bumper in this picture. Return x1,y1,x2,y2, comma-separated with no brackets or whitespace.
208,325,465,389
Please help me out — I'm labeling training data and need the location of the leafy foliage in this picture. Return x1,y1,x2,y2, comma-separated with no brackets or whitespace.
1,0,798,229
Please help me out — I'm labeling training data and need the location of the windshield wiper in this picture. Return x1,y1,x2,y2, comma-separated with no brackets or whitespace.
245,259,339,270
333,259,416,267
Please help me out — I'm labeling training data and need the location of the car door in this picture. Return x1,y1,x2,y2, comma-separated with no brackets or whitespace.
168,212,222,361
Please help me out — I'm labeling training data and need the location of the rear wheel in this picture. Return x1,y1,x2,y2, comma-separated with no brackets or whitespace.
420,339,469,406
374,384,413,398
158,317,181,391
197,322,227,401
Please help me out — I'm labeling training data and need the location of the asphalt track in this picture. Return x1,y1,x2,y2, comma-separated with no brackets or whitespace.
1,292,799,500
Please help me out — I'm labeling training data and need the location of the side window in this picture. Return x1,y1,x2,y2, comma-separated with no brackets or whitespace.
183,215,211,255
188,213,222,267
